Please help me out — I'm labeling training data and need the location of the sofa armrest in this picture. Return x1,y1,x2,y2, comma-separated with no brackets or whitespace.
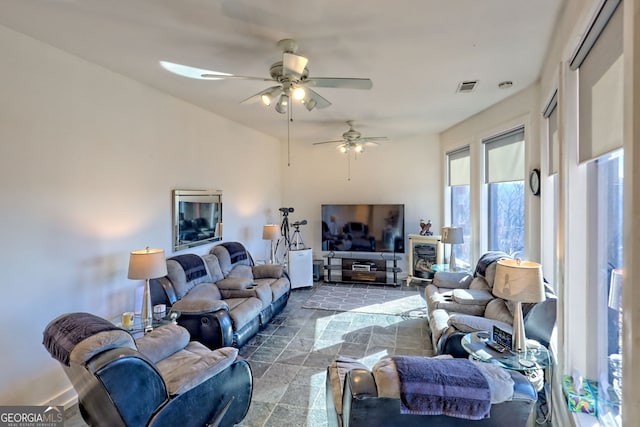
136,324,190,364
172,298,229,315
432,271,473,289
346,369,378,398
253,264,284,279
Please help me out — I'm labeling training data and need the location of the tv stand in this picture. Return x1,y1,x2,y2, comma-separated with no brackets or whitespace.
323,253,401,286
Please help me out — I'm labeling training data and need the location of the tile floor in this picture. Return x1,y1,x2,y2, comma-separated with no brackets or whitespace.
65,281,433,427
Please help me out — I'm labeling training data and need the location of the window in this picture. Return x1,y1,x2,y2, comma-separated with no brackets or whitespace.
447,147,471,266
570,1,623,424
543,91,559,287
591,151,623,426
484,128,525,257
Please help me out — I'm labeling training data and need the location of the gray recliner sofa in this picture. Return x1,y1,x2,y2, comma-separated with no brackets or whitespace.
150,241,290,349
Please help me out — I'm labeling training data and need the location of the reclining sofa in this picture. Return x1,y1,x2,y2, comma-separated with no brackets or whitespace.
150,242,290,349
43,312,252,427
425,252,557,357
327,356,537,427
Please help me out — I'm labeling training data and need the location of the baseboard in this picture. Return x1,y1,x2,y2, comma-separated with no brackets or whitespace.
40,386,78,409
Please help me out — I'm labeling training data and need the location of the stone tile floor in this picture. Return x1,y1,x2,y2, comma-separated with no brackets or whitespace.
65,281,433,427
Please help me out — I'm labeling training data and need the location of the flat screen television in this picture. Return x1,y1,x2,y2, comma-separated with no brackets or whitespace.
321,204,405,253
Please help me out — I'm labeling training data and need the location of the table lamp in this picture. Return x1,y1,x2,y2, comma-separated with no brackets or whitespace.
492,259,545,352
128,247,168,332
441,226,463,271
262,224,280,264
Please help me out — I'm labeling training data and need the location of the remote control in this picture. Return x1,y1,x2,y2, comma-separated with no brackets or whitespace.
486,340,507,353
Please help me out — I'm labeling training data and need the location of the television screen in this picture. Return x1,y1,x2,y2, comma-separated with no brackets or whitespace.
321,204,405,253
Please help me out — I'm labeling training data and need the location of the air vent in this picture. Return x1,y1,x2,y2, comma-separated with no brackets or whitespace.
457,80,478,93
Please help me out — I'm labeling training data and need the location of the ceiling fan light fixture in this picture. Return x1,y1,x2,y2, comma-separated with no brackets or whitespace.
303,97,317,111
339,145,348,153
355,144,364,153
275,94,289,114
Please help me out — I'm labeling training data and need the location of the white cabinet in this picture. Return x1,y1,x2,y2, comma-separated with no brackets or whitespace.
288,249,313,288
406,234,443,283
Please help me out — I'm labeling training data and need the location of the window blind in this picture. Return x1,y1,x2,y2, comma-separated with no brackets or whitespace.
571,0,623,163
543,91,559,175
447,147,470,186
484,127,525,183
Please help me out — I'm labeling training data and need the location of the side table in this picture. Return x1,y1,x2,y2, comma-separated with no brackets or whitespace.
461,331,553,371
112,311,180,338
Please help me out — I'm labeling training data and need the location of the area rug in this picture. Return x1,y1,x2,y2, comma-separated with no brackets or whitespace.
302,285,428,317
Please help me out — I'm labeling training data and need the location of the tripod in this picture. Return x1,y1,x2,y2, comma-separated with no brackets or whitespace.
289,221,306,250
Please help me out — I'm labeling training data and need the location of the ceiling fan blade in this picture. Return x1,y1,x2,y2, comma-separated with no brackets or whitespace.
239,85,282,104
283,52,309,79
312,139,346,146
361,136,389,142
305,88,332,109
304,77,373,90
201,73,276,82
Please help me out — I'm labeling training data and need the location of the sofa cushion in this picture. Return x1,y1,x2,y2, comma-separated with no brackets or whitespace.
253,264,284,279
265,277,291,301
70,330,136,365
452,289,494,305
468,276,491,292
484,299,514,324
156,344,238,395
227,264,254,280
447,313,513,335
166,257,212,299
210,242,252,276
216,276,253,290
426,288,486,317
172,284,229,314
202,254,225,282
432,272,473,289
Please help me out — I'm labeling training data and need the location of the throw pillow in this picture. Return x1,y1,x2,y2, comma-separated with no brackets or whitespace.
452,289,494,305
484,299,514,325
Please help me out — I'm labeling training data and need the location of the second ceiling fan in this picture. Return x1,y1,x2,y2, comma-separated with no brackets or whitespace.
313,121,389,153
201,39,372,113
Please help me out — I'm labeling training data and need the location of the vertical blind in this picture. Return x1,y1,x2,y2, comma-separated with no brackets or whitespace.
543,91,559,175
484,127,525,183
570,0,623,163
447,147,470,186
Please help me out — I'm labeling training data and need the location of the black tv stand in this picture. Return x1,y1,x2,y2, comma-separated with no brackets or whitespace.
323,253,402,286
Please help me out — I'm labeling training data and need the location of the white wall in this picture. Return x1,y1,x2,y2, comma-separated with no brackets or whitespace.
281,132,442,274
0,25,282,405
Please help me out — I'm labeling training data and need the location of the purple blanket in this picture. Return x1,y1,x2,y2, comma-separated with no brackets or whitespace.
392,356,491,420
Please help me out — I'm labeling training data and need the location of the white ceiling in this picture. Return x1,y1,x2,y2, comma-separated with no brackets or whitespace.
0,0,565,145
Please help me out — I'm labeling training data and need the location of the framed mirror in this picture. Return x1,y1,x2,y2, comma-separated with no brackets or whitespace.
173,189,223,251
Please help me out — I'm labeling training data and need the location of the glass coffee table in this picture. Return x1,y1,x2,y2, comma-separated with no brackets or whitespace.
461,331,553,371
112,310,180,337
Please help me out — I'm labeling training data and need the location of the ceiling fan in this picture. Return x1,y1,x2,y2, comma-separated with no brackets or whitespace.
201,39,372,113
312,120,389,153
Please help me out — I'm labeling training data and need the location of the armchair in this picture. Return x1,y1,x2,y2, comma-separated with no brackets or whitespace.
424,252,557,357
327,356,537,427
43,313,252,427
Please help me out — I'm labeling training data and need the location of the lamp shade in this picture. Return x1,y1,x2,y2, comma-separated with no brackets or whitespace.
441,226,464,244
492,259,546,303
263,224,280,241
127,248,167,280
608,269,623,311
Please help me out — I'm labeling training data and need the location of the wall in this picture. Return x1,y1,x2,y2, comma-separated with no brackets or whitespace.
0,25,282,405
281,131,442,275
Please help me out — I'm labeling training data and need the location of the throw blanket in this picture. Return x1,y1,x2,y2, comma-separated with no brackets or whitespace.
221,242,248,264
392,356,491,420
43,312,121,366
170,254,207,282
474,251,510,278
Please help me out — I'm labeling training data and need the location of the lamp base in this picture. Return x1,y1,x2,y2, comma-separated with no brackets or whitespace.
142,279,153,333
449,246,457,272
512,301,526,352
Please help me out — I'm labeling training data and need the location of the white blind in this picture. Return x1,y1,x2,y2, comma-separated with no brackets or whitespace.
448,147,470,186
571,0,623,163
547,101,560,175
484,128,525,183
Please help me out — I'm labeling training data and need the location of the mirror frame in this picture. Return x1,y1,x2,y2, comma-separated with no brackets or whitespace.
172,189,223,251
